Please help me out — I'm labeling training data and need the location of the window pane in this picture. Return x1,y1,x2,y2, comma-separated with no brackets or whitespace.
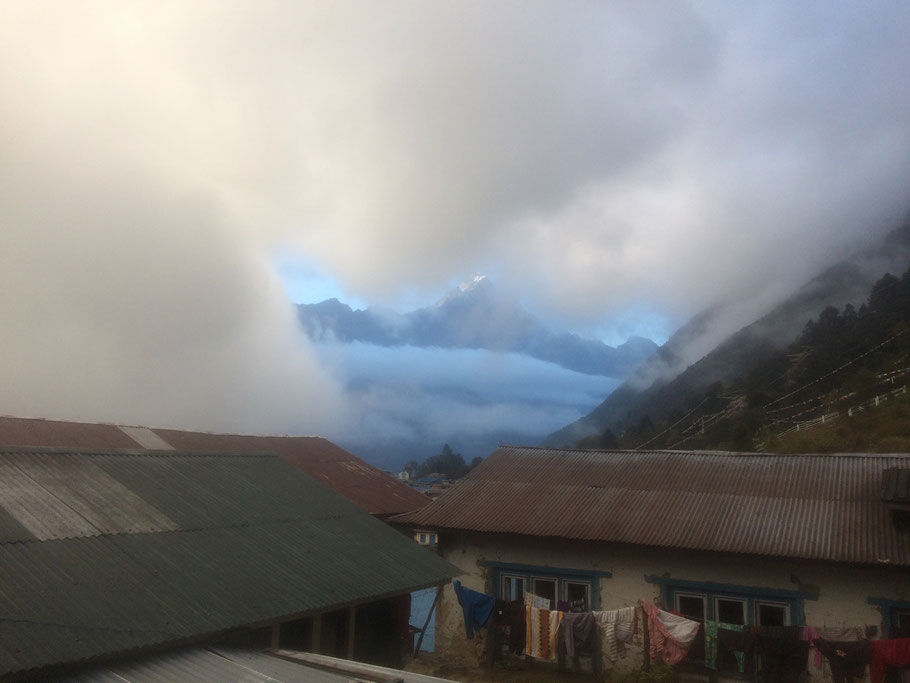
533,578,556,608
565,582,590,611
676,593,706,664
757,602,788,626
501,575,526,602
676,594,706,621
716,598,746,625
894,610,910,638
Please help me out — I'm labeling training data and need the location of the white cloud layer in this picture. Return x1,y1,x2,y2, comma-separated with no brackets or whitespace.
1,1,909,435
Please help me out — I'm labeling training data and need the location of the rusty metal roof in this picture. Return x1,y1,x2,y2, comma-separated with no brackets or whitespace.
396,446,910,567
0,417,429,516
0,416,139,449
149,428,430,516
0,446,458,679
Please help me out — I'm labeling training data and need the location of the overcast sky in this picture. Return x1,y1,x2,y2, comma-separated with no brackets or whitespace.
2,1,909,437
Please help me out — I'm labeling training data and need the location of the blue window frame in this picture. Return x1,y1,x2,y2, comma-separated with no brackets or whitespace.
869,597,910,638
646,575,815,626
646,575,816,670
481,561,610,611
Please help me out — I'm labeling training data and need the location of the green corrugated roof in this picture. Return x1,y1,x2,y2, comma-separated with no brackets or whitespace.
0,447,457,679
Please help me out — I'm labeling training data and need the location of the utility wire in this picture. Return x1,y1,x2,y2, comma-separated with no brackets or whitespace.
762,328,908,408
633,397,708,451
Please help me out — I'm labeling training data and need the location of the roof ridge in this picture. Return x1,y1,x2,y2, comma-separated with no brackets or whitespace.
0,445,279,458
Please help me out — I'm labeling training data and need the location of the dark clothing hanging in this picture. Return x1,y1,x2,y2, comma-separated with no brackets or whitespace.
452,580,494,639
717,627,755,673
561,611,598,658
757,626,809,683
508,600,526,654
489,599,525,655
813,639,871,683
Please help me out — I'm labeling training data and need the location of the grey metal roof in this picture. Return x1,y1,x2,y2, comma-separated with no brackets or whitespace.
0,416,430,516
58,647,456,682
0,447,457,680
395,446,910,567
883,467,910,504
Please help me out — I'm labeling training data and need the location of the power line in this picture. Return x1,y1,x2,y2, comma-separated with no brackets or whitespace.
633,397,708,451
762,327,908,409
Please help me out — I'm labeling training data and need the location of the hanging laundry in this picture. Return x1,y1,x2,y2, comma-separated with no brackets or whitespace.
803,626,864,668
717,626,754,673
640,599,701,666
507,600,526,654
561,611,597,658
489,599,526,654
452,580,494,639
524,606,564,660
592,606,637,662
704,621,745,670
757,626,809,683
812,638,871,683
869,638,910,683
524,592,550,610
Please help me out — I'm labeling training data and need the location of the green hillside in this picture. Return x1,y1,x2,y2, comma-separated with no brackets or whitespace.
580,266,910,453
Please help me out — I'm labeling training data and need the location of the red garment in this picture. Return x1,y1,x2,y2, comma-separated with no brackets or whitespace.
640,599,701,666
870,638,910,683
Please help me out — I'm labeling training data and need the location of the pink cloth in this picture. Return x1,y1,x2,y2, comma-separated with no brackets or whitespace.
641,599,701,666
802,626,823,668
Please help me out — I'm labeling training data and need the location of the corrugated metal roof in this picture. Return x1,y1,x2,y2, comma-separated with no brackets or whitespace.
150,429,431,516
58,647,457,682
0,417,139,449
883,467,910,504
0,452,177,542
0,447,458,679
395,446,910,567
0,416,429,516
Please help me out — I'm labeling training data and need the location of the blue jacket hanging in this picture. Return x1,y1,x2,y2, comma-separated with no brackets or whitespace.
453,580,495,639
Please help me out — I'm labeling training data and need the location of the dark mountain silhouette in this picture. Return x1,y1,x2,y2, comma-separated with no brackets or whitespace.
546,221,910,446
297,276,657,378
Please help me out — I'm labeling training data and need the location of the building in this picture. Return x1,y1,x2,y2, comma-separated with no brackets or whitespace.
394,446,910,681
0,445,458,680
0,416,430,516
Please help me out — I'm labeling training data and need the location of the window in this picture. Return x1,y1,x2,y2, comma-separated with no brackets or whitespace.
501,574,526,602
891,608,910,638
532,578,557,607
660,581,805,671
868,598,910,638
489,564,601,611
419,533,426,544
676,593,707,621
756,601,790,626
565,581,591,612
715,597,746,625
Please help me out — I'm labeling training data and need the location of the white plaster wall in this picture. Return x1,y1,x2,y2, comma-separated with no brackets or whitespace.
437,531,910,682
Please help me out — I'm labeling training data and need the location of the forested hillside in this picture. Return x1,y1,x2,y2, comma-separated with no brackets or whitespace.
579,266,910,452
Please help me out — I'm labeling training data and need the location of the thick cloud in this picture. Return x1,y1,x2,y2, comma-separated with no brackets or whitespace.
2,1,909,434
319,343,618,465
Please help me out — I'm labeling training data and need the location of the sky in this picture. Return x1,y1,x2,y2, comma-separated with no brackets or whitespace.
2,1,910,448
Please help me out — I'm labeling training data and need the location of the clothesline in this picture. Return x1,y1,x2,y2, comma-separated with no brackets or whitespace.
451,583,910,679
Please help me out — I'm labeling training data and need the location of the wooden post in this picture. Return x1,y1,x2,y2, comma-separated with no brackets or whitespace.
345,606,357,660
271,622,281,649
641,602,650,671
311,613,322,654
414,584,444,657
